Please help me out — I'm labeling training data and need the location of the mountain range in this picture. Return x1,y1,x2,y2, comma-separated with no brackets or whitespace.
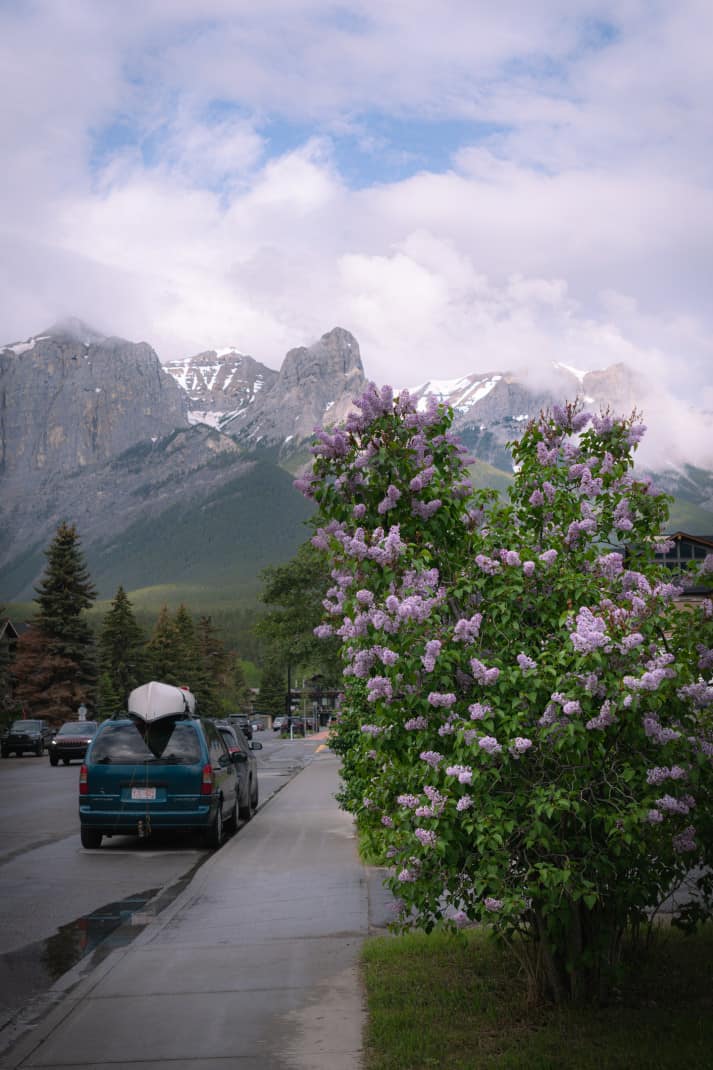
1,317,711,609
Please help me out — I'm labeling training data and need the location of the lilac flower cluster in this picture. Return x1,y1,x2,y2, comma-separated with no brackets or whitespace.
646,765,687,785
419,750,443,768
446,764,473,784
412,498,443,520
421,639,442,671
428,692,457,708
470,658,500,685
517,653,537,672
656,794,695,815
570,607,610,654
509,737,533,756
478,736,502,755
404,716,429,731
453,614,483,642
643,715,681,744
366,677,393,703
396,794,420,809
469,702,491,720
456,795,473,811
378,484,401,514
678,682,713,709
672,826,697,853
585,700,616,731
415,828,437,847
484,897,503,912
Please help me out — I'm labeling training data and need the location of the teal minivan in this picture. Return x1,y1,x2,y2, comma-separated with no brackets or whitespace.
79,715,239,850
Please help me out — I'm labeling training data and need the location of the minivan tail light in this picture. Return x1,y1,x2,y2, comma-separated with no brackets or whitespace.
200,763,214,795
79,765,89,795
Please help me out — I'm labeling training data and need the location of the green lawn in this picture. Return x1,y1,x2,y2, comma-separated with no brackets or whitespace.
362,925,713,1069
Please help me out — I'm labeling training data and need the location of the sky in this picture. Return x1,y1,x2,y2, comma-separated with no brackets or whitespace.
1,0,711,463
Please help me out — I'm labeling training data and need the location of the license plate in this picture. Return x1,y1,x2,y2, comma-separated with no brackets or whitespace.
131,787,156,801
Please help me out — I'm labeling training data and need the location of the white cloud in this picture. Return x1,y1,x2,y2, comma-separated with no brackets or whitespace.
0,1,711,467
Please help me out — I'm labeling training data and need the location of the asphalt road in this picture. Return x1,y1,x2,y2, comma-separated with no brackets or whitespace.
0,731,319,1027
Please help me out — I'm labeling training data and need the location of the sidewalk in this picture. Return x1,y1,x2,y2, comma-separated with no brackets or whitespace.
0,748,391,1070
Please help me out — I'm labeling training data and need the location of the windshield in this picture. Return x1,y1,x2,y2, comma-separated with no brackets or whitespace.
90,721,201,764
10,720,41,730
58,722,97,736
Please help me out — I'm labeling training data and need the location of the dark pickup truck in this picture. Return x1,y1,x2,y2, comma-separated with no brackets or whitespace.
1,718,54,757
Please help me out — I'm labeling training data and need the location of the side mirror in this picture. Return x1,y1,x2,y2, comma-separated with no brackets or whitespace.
250,741,263,751
232,751,248,763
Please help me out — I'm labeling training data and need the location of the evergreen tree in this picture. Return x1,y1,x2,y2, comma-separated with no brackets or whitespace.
256,657,287,717
96,671,123,719
193,615,229,717
173,604,201,688
144,605,180,684
13,522,97,723
229,656,251,711
97,586,146,712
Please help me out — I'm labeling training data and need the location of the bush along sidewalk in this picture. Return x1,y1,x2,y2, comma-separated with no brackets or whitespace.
298,383,713,1005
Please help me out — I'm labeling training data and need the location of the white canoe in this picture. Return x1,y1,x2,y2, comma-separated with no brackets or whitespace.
128,681,197,722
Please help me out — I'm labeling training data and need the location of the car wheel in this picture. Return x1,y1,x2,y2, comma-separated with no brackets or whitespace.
226,798,238,834
205,804,224,849
81,827,102,849
251,779,259,810
239,780,254,821
62,758,70,766
49,754,58,766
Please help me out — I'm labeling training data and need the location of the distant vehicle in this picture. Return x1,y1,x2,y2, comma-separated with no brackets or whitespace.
228,713,253,740
272,716,287,732
2,719,54,758
215,723,262,819
78,714,239,850
50,721,99,765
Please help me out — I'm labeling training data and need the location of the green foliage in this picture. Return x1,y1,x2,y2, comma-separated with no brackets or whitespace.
256,657,287,717
12,523,98,722
257,540,342,684
97,586,147,711
304,385,713,1003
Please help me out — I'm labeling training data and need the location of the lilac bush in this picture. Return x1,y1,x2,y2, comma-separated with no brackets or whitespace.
298,385,713,1002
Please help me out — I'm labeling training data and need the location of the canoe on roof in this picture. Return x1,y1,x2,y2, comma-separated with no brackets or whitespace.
128,681,196,722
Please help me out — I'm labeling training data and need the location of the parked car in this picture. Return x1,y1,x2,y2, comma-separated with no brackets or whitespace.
78,715,239,850
272,715,288,732
215,722,262,820
49,721,99,765
1,718,54,757
228,713,253,740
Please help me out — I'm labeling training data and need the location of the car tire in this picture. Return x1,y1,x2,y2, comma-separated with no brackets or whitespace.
205,804,224,849
239,780,254,821
81,827,102,849
49,754,58,766
251,779,259,811
226,798,238,834
62,758,70,766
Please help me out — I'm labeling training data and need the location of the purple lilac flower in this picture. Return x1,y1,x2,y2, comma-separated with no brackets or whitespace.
509,737,533,756
378,484,402,514
484,897,503,912
423,786,446,812
381,815,394,828
419,750,444,768
646,809,663,824
536,442,558,465
352,503,367,519
672,826,697,853
570,607,609,654
446,764,473,784
596,552,624,579
529,489,544,506
478,736,502,755
501,549,521,567
697,645,713,672
620,632,645,652
469,702,491,720
415,828,437,847
397,794,420,809
367,677,393,703
470,659,500,686
563,700,581,716
656,794,695,815
643,716,681,744
314,624,334,638
517,653,537,672
453,614,483,642
585,701,616,731
361,724,383,738
646,766,687,785
404,716,429,731
456,795,473,811
475,554,501,575
678,682,713,709
356,589,374,605
397,868,417,883
421,639,442,672
428,692,457,708
523,560,536,577
539,548,558,565
412,499,443,520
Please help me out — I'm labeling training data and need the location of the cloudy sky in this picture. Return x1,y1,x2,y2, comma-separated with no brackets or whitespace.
1,0,711,456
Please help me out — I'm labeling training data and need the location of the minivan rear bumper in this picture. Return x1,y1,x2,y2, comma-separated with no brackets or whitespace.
79,796,218,833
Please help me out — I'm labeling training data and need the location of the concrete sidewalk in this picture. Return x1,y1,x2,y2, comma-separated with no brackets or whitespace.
0,749,391,1070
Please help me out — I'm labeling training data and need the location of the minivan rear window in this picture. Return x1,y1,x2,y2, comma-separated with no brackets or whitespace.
90,721,202,764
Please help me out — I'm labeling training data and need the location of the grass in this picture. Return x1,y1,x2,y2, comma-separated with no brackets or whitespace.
362,925,713,1069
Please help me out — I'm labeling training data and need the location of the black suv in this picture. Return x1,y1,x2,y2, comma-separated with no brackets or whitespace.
2,718,54,757
228,714,253,741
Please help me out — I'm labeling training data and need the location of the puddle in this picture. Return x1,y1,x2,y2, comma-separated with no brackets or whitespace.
0,861,203,1030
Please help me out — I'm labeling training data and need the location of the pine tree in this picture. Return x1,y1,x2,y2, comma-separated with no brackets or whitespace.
13,522,97,723
256,657,287,717
145,606,180,684
97,586,146,713
96,671,123,719
173,604,201,688
193,615,229,718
